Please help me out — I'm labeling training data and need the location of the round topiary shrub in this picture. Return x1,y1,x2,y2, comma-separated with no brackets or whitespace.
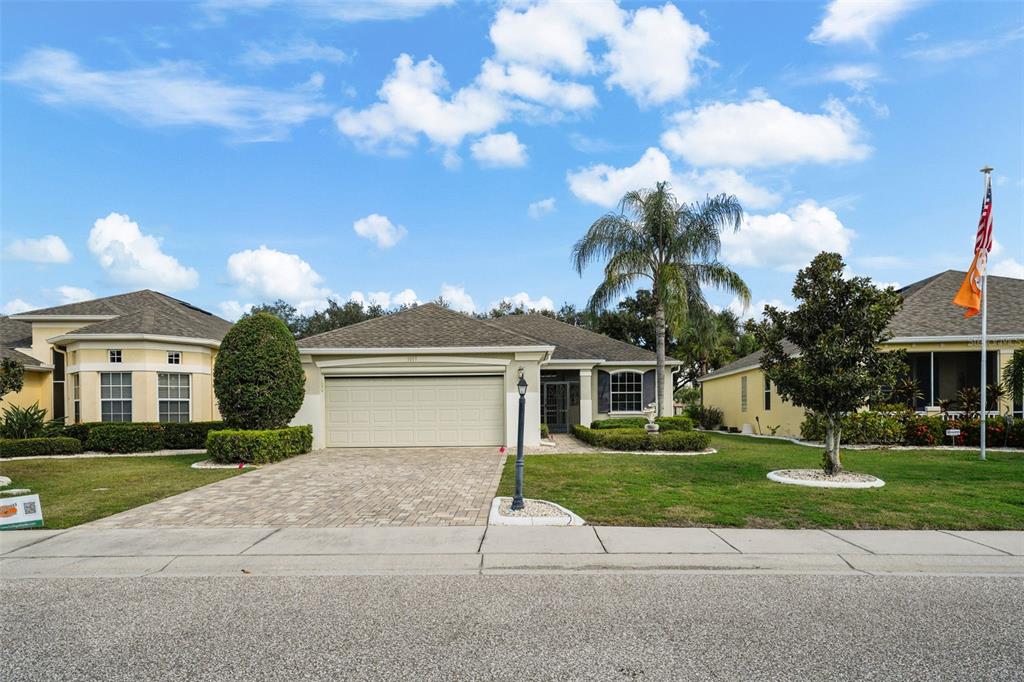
214,312,305,430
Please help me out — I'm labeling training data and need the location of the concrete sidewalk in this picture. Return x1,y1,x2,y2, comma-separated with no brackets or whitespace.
2,526,1022,578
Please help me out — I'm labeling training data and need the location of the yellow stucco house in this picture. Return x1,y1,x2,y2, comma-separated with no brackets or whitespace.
3,294,677,450
1,290,231,424
699,271,1024,436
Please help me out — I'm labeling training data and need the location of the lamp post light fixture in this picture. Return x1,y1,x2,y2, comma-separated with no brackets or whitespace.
511,371,528,511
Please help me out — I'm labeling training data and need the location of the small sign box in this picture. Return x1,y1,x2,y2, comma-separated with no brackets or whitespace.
0,494,44,530
945,428,962,437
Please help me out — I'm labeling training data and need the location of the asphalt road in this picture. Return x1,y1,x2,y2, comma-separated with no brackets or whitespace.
3,574,1022,681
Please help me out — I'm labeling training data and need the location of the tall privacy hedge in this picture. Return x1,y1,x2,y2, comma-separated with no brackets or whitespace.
214,312,305,430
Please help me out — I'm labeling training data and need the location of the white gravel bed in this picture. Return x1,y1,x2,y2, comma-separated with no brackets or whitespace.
190,459,260,469
0,476,11,487
2,449,205,461
489,496,586,526
767,469,886,489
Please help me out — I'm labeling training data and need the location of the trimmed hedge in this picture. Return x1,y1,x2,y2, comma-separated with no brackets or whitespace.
63,421,225,450
591,416,696,432
206,425,313,464
573,425,709,452
86,424,164,453
0,436,83,458
800,410,1024,448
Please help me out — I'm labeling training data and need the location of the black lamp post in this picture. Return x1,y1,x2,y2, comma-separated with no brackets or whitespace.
511,372,528,511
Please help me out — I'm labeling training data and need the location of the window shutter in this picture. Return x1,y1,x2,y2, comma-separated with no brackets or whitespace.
597,370,611,414
642,369,656,408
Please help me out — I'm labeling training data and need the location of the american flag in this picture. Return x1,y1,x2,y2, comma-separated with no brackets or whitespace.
974,174,994,255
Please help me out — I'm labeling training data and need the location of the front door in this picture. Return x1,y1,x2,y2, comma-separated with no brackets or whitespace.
542,382,570,433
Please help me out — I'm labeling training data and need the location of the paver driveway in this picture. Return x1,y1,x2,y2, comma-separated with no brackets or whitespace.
87,448,506,528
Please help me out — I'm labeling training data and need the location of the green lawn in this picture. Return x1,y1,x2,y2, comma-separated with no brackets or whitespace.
498,433,1024,529
0,454,247,529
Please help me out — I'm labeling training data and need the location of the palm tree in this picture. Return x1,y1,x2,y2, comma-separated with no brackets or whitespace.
572,182,751,416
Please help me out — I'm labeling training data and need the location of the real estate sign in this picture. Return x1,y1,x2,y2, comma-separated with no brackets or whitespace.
0,494,44,530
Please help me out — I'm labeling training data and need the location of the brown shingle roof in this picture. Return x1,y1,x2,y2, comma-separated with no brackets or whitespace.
487,313,668,362
700,270,1024,381
0,346,46,368
0,317,33,349
296,303,547,349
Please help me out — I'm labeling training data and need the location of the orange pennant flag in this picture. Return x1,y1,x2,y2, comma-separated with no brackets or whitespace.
952,251,983,318
952,173,994,318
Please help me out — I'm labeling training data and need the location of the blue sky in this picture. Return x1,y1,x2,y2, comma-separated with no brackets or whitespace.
2,0,1022,320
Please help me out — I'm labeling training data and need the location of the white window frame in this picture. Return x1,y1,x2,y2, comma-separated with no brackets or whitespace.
157,373,191,423
108,349,122,363
72,373,80,424
167,351,182,365
741,376,748,413
100,372,132,422
609,370,644,414
763,375,772,411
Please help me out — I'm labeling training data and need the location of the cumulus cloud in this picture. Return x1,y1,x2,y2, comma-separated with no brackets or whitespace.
809,0,922,46
661,97,871,169
353,213,408,248
348,289,420,308
991,258,1024,279
477,60,596,110
335,54,507,151
218,300,253,321
88,212,199,291
470,132,528,167
720,201,855,272
727,296,793,321
5,235,72,263
239,39,350,67
1,299,37,315
528,197,556,219
56,285,95,304
7,48,330,142
566,147,780,210
225,245,333,313
440,283,475,313
493,292,555,312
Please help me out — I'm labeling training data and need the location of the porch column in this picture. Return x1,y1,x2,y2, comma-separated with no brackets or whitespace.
579,369,593,427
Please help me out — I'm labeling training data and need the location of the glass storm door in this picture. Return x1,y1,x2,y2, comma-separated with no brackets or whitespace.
542,382,570,433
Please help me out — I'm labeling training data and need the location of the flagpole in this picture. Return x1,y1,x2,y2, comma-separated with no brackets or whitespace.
979,166,993,462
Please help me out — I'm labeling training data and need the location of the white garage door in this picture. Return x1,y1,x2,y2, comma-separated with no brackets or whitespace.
325,376,505,448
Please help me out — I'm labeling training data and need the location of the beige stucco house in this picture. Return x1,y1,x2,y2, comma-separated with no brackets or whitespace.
699,271,1024,436
3,294,678,450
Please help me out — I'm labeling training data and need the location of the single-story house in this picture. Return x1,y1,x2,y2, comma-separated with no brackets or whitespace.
698,270,1024,436
1,290,231,424
2,293,678,449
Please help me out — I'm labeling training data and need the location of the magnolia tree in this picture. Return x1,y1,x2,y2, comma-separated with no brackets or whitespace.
0,358,25,399
756,253,905,475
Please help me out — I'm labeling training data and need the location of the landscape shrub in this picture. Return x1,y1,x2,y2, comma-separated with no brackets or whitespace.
162,421,225,449
572,425,709,452
540,423,550,439
0,436,82,458
903,415,946,447
692,406,723,430
214,312,305,430
655,416,695,431
0,403,64,439
591,417,648,429
85,424,165,453
206,425,313,464
801,410,904,445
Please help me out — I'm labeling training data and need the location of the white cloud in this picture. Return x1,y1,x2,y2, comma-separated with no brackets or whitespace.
56,285,95,304
470,132,528,167
727,296,793,322
5,235,72,263
493,292,555,312
88,212,199,291
819,63,881,89
528,197,556,219
809,0,922,46
225,245,333,312
239,39,350,67
603,3,710,106
905,26,1024,62
335,54,507,151
566,147,779,210
661,97,870,169
477,60,596,110
720,201,855,272
991,258,1024,279
8,48,330,142
352,213,408,248
2,299,36,315
392,288,420,306
218,300,253,321
348,288,420,308
440,283,475,313
202,0,452,22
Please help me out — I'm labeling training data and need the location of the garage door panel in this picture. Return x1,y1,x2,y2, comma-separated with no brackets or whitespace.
325,376,504,448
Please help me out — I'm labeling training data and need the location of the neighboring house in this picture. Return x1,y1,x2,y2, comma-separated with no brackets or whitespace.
1,291,231,424
294,303,679,449
699,271,1024,436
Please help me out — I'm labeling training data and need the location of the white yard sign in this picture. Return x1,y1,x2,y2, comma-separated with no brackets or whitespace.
0,494,44,530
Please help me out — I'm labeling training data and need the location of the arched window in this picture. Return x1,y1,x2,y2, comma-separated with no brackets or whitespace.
610,371,643,412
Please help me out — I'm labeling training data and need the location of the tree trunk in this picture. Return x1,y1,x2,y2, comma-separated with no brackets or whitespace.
823,414,843,475
655,302,667,417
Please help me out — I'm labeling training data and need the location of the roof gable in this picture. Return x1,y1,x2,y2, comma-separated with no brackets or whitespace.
487,313,663,362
